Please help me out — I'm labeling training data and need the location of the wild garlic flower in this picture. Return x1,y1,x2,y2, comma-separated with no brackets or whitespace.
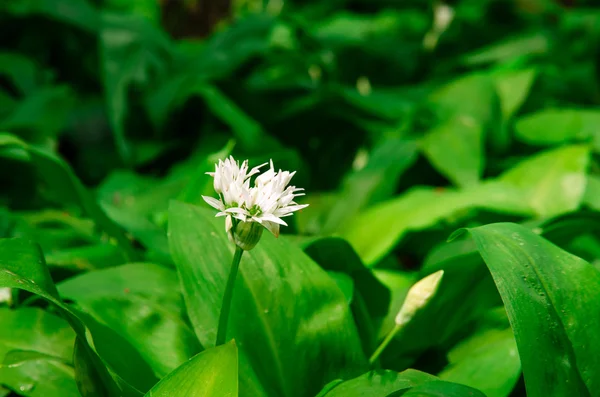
202,156,308,250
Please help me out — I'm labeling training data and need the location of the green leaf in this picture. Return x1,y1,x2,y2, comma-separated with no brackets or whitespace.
168,201,367,397
583,175,600,211
301,237,390,322
401,380,486,396
460,33,549,66
189,84,275,153
0,52,40,95
429,73,498,124
145,341,238,397
147,77,276,153
301,236,391,356
0,350,79,397
423,73,499,186
327,271,354,304
344,182,531,265
100,12,172,165
322,138,418,233
0,133,137,260
499,145,590,218
0,86,75,141
0,307,79,397
314,369,437,397
439,327,521,397
73,336,108,397
421,116,484,188
0,238,139,396
515,109,600,150
0,0,100,32
459,222,600,396
58,263,201,378
0,307,74,361
493,69,537,121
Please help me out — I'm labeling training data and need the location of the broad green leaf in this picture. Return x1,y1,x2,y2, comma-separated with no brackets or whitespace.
583,175,600,211
423,74,498,187
499,145,590,218
0,133,137,260
0,350,79,397
0,308,78,397
493,69,537,121
145,341,238,397
429,73,498,125
168,201,367,397
301,236,391,355
0,0,99,32
58,263,200,378
344,182,530,265
460,33,549,65
421,116,484,188
0,238,139,396
315,369,437,397
439,327,521,397
327,271,354,304
45,244,126,272
337,85,426,121
301,237,390,322
0,308,74,361
489,68,537,152
458,223,600,396
515,109,600,149
401,380,486,397
73,336,108,397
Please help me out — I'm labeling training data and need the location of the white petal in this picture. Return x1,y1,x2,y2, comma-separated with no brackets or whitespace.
225,215,233,232
202,196,225,211
224,207,249,215
262,221,280,237
233,213,247,222
260,213,288,226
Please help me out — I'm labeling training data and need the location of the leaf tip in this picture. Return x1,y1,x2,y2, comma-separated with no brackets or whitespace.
447,228,468,243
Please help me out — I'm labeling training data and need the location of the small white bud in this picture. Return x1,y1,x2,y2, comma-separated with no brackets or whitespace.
395,270,444,327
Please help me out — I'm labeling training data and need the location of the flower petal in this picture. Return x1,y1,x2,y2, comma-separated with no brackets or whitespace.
224,207,249,215
202,196,225,211
259,213,288,226
262,221,280,238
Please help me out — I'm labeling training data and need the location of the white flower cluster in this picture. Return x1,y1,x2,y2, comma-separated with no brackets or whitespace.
202,156,308,239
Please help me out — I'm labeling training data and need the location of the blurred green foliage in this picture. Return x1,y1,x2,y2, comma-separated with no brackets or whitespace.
2,0,600,396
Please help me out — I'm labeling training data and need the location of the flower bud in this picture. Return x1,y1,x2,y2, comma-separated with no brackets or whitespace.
395,270,444,327
228,220,264,251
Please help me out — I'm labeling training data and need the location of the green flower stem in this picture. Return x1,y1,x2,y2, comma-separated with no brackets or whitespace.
368,324,401,366
216,246,244,346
